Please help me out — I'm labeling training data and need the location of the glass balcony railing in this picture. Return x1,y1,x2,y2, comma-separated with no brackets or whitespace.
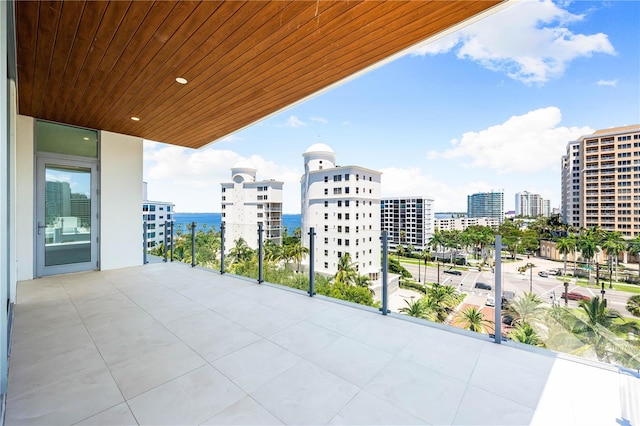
142,221,640,370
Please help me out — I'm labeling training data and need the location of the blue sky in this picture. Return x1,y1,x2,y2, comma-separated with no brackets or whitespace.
144,0,640,215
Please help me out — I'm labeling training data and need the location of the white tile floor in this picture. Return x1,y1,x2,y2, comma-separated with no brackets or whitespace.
5,262,637,425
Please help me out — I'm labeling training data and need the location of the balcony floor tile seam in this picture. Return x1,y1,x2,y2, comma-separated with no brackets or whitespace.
69,400,139,426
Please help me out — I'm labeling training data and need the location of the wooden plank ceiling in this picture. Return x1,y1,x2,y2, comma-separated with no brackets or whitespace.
16,0,505,149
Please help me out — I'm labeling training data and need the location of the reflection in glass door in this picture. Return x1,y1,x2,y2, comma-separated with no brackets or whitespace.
36,158,98,276
44,165,91,265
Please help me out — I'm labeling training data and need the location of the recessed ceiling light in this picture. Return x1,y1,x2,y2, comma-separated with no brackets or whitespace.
83,137,89,140
176,77,188,84
130,116,140,121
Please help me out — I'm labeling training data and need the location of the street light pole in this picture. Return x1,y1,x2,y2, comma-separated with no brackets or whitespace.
418,252,421,282
529,263,533,293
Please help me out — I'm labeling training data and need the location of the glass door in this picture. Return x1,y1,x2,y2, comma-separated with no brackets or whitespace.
36,156,98,276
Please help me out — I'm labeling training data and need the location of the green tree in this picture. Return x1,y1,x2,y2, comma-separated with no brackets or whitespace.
626,295,640,317
228,237,254,265
509,322,544,347
263,239,283,263
556,237,576,277
627,236,640,277
399,298,437,321
505,292,547,327
334,253,358,285
285,241,309,273
577,233,599,275
601,231,625,282
560,296,638,362
454,306,493,333
498,220,522,260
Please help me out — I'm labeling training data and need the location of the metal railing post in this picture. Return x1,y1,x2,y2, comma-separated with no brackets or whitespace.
258,223,264,283
191,221,196,267
220,222,225,274
494,235,502,344
170,221,174,262
380,230,389,315
308,227,315,296
163,221,168,262
143,221,148,264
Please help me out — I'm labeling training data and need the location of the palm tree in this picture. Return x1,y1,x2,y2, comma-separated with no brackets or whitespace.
626,295,640,317
504,292,547,327
577,234,599,277
454,306,493,333
572,296,639,362
601,231,625,283
399,298,437,321
509,322,544,347
555,237,576,277
334,253,358,285
286,242,309,273
263,239,283,263
428,283,465,322
228,237,254,265
627,236,640,277
428,231,447,280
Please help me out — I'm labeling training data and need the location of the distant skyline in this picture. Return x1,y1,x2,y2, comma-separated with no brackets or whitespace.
143,0,640,215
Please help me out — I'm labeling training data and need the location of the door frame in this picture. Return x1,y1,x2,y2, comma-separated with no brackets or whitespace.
35,153,100,277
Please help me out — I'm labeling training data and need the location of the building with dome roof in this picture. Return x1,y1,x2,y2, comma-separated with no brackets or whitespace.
301,144,381,280
221,166,283,250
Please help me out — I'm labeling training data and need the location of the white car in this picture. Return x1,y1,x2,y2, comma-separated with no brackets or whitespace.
485,296,495,307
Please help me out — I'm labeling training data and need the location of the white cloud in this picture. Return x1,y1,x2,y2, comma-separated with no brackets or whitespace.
309,116,328,124
283,115,306,128
379,167,496,212
412,0,615,84
597,79,618,87
143,141,302,213
427,107,592,174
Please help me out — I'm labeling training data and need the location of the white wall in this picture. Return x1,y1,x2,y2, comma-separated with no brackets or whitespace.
15,115,34,281
100,131,143,270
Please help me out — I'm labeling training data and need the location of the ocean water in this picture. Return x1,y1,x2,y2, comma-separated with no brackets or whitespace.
172,212,301,233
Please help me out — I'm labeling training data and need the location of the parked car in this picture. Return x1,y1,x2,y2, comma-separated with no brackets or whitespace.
502,314,515,326
501,291,515,309
485,296,495,307
538,271,549,277
474,282,492,290
443,269,462,276
562,291,591,301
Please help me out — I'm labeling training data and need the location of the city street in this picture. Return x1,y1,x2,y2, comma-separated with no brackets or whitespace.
399,256,635,315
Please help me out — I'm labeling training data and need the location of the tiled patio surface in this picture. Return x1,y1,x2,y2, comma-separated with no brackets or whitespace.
5,262,637,425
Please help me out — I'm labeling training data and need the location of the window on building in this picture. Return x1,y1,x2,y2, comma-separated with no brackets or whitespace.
324,225,329,232
324,176,328,182
324,188,329,195
324,201,328,207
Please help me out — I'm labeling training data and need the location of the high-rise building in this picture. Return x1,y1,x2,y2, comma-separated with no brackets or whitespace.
380,196,434,251
301,143,381,279
561,139,583,228
221,166,283,250
569,125,640,236
142,182,175,250
467,191,504,223
515,191,547,217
